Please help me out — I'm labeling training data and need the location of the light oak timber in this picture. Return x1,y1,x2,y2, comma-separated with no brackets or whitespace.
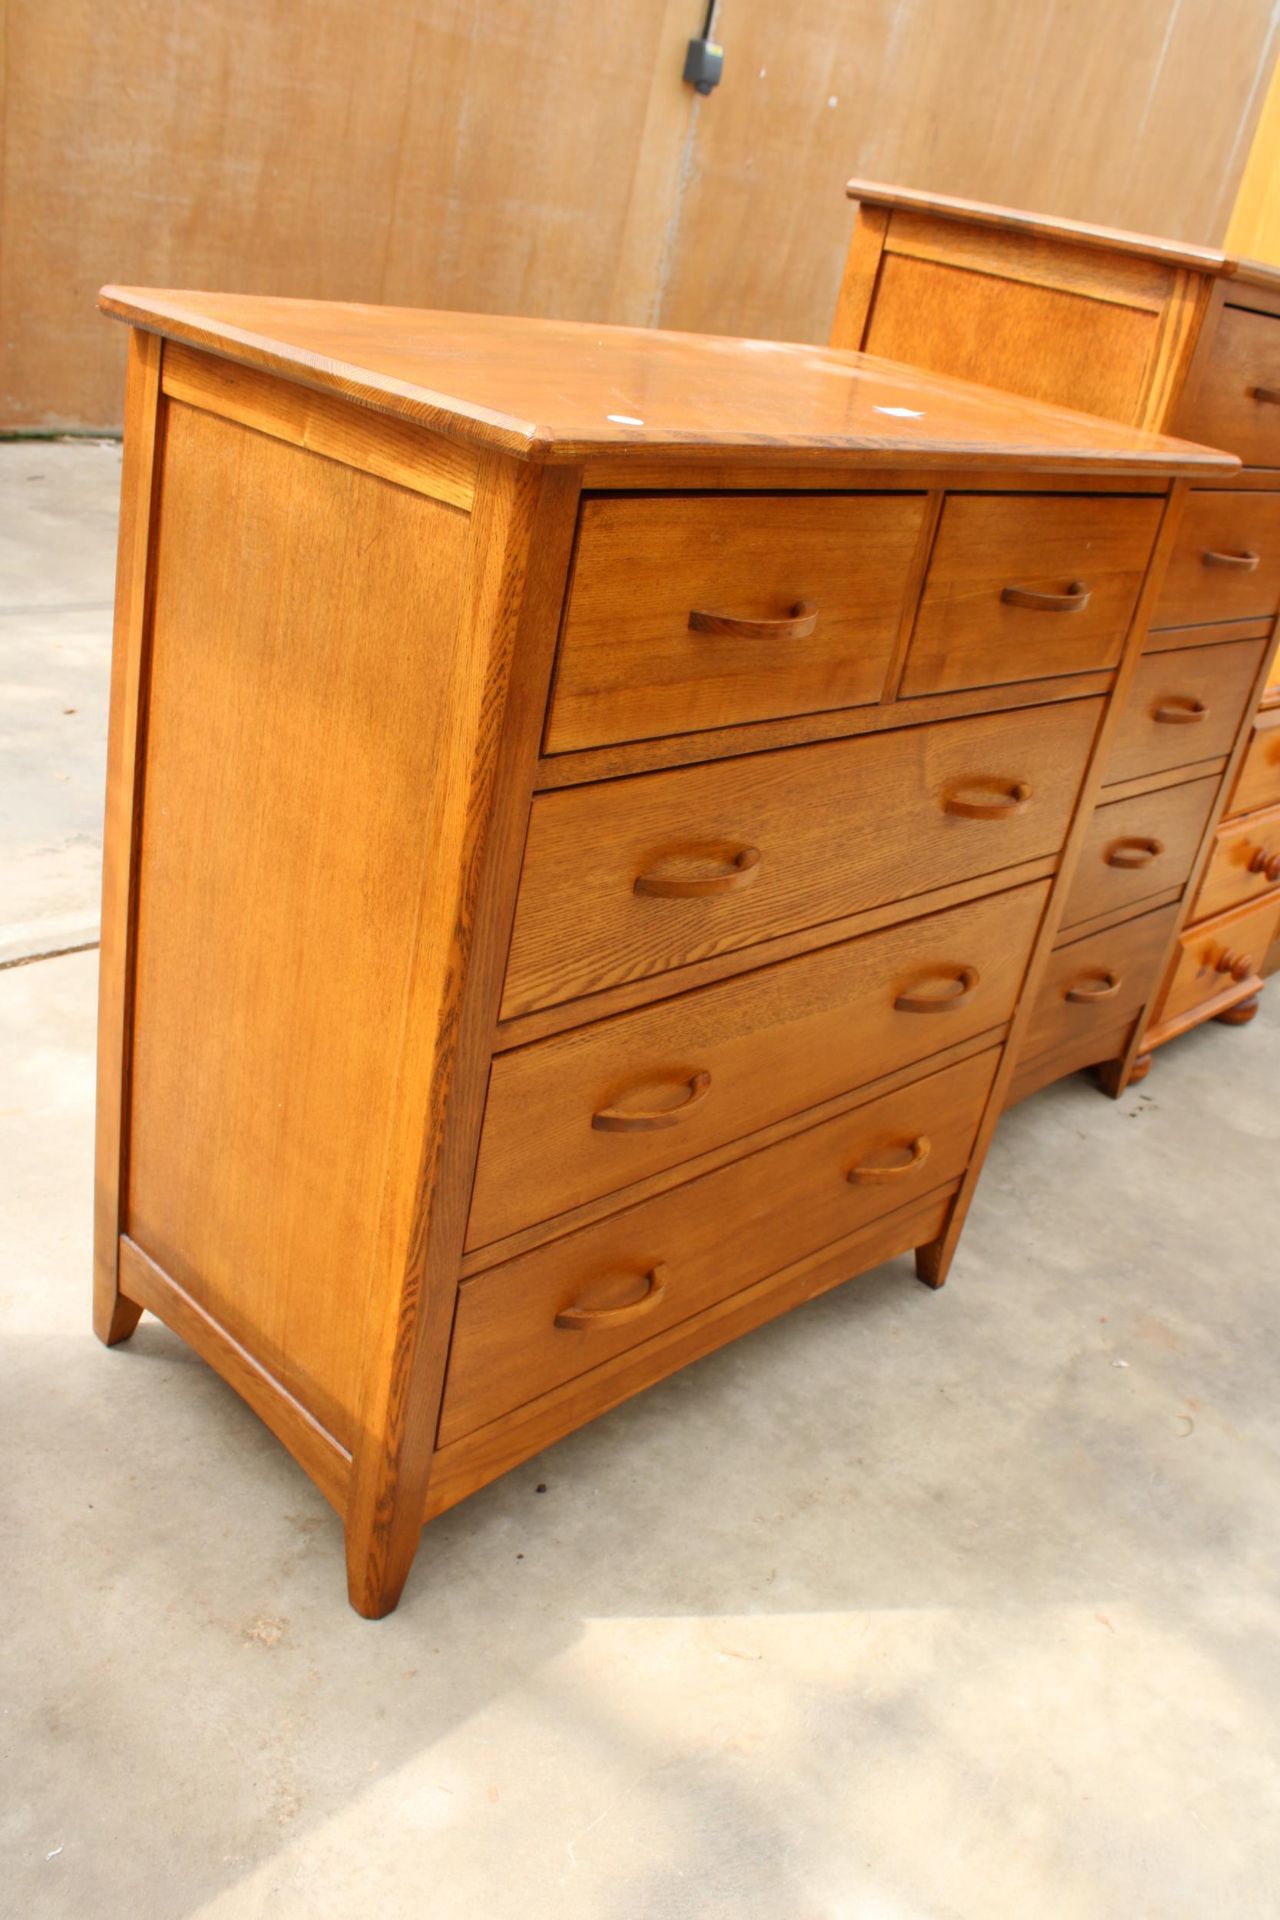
442,1050,999,1447
96,291,1217,1614
428,1188,957,1522
1141,613,1273,654
162,341,478,509
535,670,1119,790
1052,886,1185,949
1230,707,1280,812
507,700,1102,1018
1058,775,1220,930
1193,802,1280,919
830,182,1280,1089
119,1238,351,1513
93,328,162,1349
458,1027,1007,1279
100,289,1228,478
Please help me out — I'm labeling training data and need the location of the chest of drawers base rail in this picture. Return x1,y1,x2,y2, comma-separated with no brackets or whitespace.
832,180,1280,1099
93,290,1225,1616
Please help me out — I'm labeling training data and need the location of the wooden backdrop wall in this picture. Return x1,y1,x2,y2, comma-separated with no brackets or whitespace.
6,0,1280,428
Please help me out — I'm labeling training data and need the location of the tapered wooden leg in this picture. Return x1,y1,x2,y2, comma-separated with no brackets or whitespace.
1215,995,1259,1026
95,1284,143,1347
344,1489,422,1620
915,1238,952,1290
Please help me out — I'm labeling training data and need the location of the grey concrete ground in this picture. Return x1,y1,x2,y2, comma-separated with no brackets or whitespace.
3,451,1280,1919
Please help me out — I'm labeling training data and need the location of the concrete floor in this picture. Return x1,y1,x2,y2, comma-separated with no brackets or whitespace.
4,451,1280,1919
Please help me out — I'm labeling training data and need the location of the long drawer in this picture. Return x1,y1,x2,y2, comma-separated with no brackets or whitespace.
1104,636,1267,784
442,1048,999,1446
545,492,928,752
504,698,1101,1017
1153,894,1280,1028
1231,710,1280,815
467,879,1049,1249
1151,491,1280,628
902,493,1161,697
1193,803,1280,920
1019,903,1181,1067
1059,774,1219,931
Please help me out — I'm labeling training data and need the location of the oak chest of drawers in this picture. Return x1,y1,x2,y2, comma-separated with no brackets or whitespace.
93,289,1226,1614
833,182,1280,1098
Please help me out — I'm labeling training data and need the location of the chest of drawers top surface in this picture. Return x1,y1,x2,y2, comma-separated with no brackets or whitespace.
99,284,1232,477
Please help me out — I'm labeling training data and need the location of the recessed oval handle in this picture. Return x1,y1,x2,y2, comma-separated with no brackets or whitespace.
1216,949,1254,980
847,1136,931,1184
944,780,1032,820
1105,836,1164,869
1248,846,1280,882
1000,581,1090,613
591,1069,711,1133
634,847,761,899
1153,697,1208,725
1202,549,1260,571
689,599,817,641
554,1263,668,1332
894,965,979,1013
1250,385,1280,405
1065,970,1120,1003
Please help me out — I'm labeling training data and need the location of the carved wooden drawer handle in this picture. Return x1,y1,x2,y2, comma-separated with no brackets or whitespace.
1000,581,1090,613
688,599,817,640
1216,949,1254,980
634,847,761,898
1202,549,1260,571
1153,697,1207,724
1250,385,1280,405
894,965,979,1013
555,1263,668,1331
944,780,1032,820
1105,836,1164,868
847,1136,932,1184
591,1070,711,1133
1248,846,1280,881
1066,970,1120,1003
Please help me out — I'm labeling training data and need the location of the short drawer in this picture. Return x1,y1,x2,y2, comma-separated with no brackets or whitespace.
1231,711,1280,815
468,879,1049,1249
545,492,927,753
1154,894,1280,1028
443,1048,999,1445
1103,636,1266,784
902,493,1161,697
1178,305,1280,469
1193,803,1280,920
1021,904,1181,1065
1059,775,1219,932
504,697,1101,1018
1151,491,1280,628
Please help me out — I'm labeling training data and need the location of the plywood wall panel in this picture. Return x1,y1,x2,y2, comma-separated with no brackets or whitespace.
657,0,1280,344
4,0,1279,426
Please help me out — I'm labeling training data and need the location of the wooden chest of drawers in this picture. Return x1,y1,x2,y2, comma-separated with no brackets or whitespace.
832,184,1280,1095
93,289,1225,1614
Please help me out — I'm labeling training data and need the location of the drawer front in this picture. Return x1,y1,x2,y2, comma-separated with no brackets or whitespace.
1232,714,1280,815
1156,895,1280,1026
504,698,1101,1018
468,880,1049,1250
1194,803,1280,920
545,493,927,753
1021,904,1181,1064
1179,305,1280,468
1151,491,1280,628
902,494,1161,697
1059,775,1219,932
443,1049,999,1445
1103,637,1267,784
